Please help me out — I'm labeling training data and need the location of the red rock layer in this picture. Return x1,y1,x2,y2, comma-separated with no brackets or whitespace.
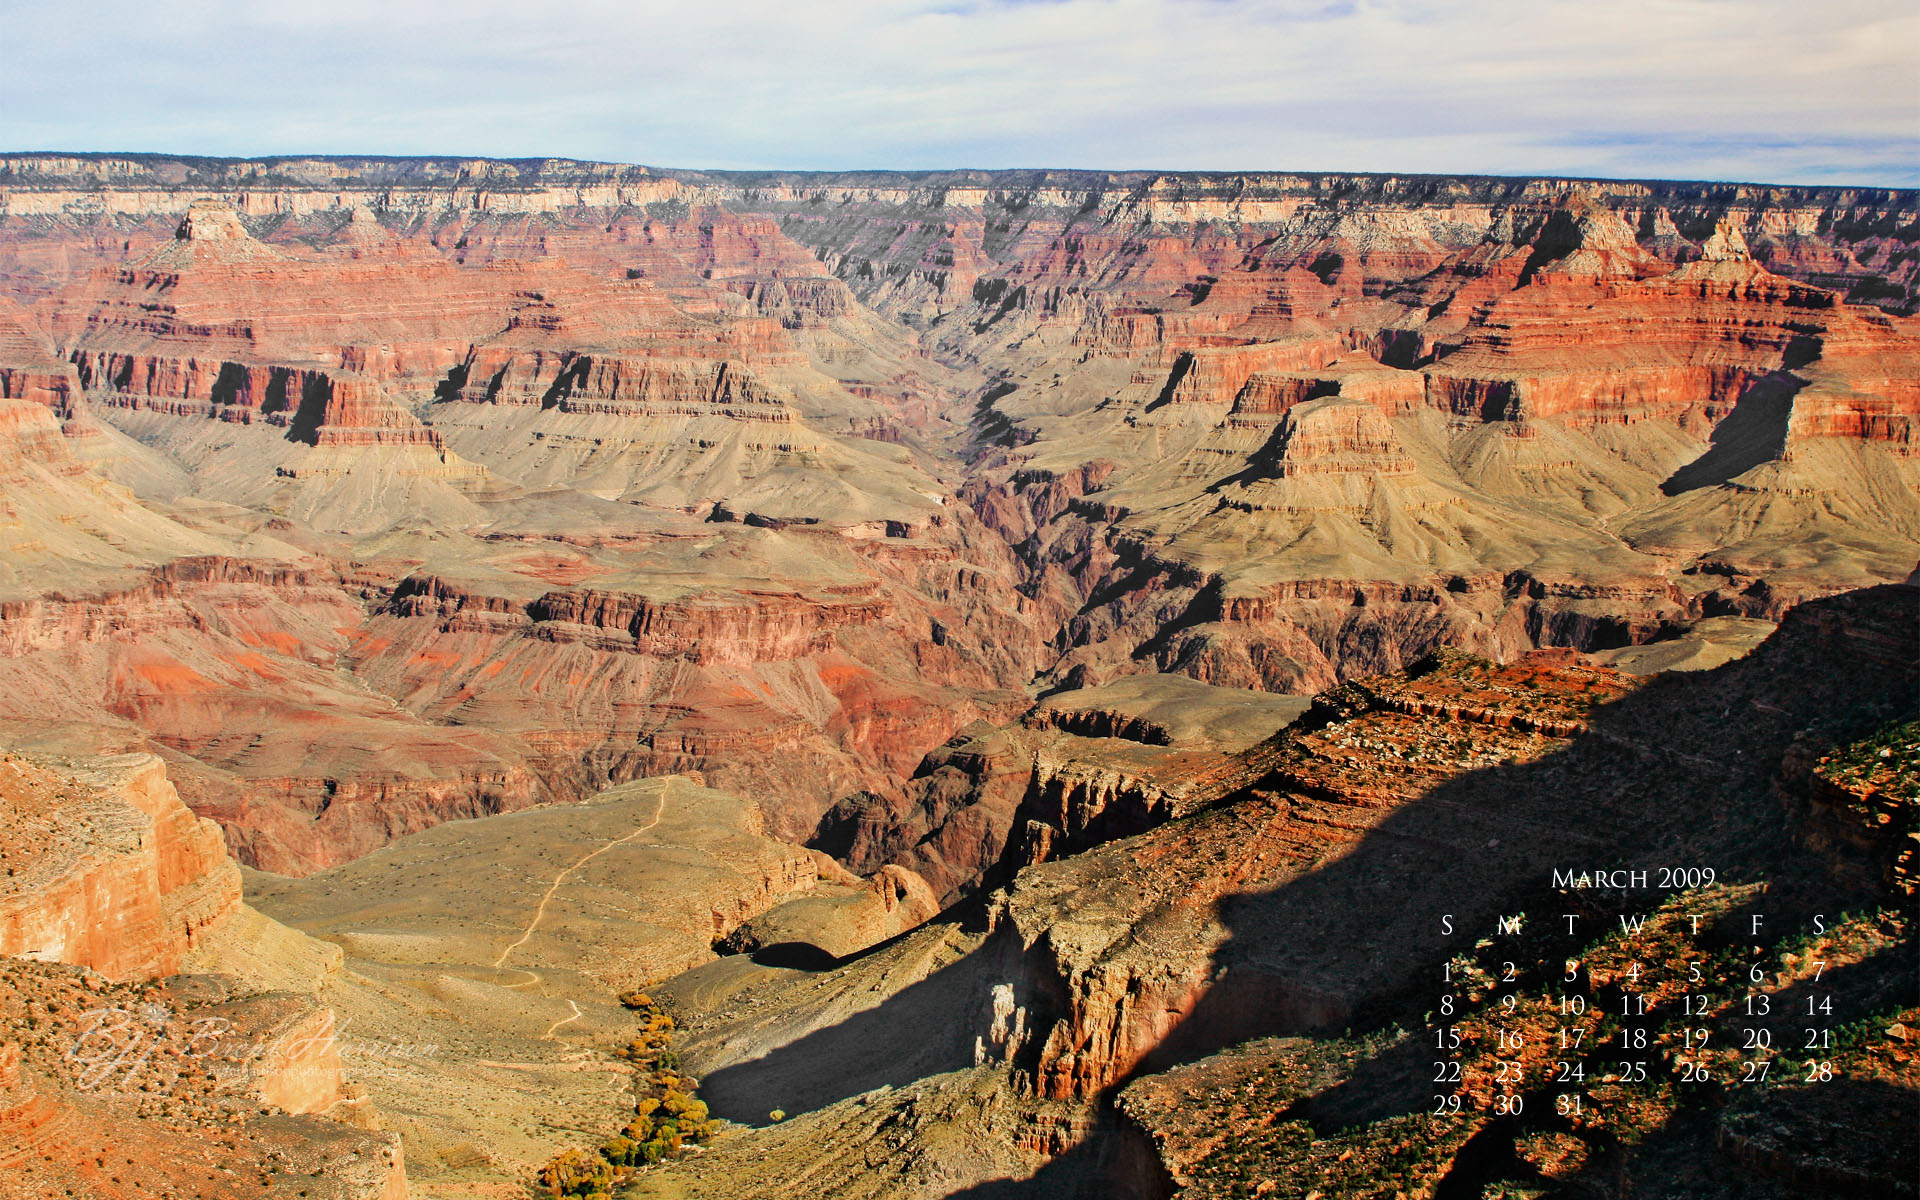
0,558,548,875
355,530,1043,842
0,395,85,483
1428,264,1831,431
523,581,887,664
1263,397,1415,477
0,303,78,416
0,753,239,982
0,741,403,1195
453,347,797,420
1154,335,1347,408
48,202,817,454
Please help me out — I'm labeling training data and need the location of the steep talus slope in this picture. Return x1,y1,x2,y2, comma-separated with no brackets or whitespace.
0,379,241,600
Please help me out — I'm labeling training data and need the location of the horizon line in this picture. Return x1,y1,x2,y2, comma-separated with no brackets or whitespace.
3,149,1916,195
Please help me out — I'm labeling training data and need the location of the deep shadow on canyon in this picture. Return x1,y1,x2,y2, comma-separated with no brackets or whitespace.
697,582,1915,1198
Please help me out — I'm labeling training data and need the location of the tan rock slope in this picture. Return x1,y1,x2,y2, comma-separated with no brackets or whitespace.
0,752,966,1198
240,774,948,1196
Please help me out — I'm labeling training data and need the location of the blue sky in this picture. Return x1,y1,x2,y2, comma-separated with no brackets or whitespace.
3,0,1915,185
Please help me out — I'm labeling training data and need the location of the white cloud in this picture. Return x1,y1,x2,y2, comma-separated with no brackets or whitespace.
0,0,1913,184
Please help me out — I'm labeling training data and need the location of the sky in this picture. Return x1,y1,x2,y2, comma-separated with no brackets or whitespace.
3,0,1916,186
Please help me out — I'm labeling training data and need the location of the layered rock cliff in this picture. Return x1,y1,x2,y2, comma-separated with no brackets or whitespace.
655,581,1915,1198
993,583,1915,1104
0,752,238,981
0,751,407,1198
0,156,1913,886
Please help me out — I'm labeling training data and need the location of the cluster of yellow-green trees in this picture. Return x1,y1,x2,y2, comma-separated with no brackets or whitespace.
536,993,717,1198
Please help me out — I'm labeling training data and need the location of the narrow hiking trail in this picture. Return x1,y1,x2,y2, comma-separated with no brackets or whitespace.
493,788,670,971
542,1000,585,1041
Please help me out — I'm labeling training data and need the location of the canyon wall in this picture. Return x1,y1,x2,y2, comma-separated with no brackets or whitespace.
0,752,238,981
658,581,1917,1199
0,154,1911,883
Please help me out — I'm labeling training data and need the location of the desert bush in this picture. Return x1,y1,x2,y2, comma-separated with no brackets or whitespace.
598,1136,641,1167
535,1148,613,1197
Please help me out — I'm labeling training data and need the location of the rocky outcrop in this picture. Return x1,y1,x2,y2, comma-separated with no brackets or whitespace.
73,352,448,450
1154,336,1346,408
814,677,1309,905
0,753,239,981
0,749,407,1196
341,523,1044,848
0,303,79,415
1262,396,1416,478
1004,749,1194,871
718,862,942,963
522,582,888,664
52,205,478,454
452,347,798,419
0,393,84,483
987,583,1915,1103
1425,258,1873,433
811,722,1043,904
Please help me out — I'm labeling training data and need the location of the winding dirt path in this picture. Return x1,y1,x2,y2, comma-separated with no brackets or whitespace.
542,1000,585,1041
492,787,669,970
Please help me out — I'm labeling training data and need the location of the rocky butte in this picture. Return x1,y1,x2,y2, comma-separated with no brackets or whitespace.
0,154,1913,1198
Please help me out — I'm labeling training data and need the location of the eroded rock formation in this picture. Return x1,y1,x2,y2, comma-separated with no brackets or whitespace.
0,156,1911,893
0,753,238,980
658,582,1915,1199
0,752,406,1198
